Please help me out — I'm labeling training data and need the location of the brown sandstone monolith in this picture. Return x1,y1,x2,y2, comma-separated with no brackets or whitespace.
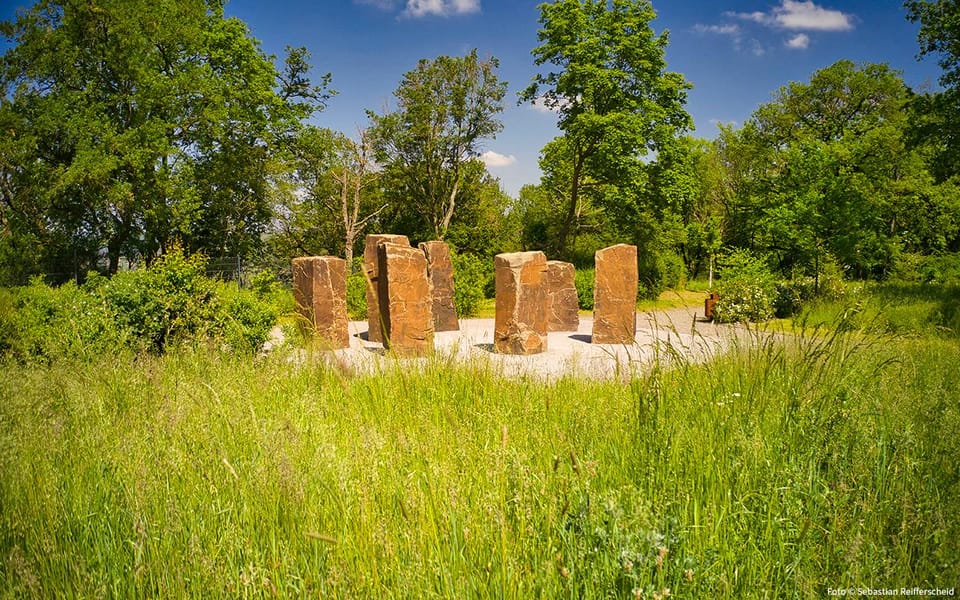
292,256,349,349
494,251,548,354
419,240,459,332
364,233,410,343
545,260,579,331
377,242,434,357
592,244,638,344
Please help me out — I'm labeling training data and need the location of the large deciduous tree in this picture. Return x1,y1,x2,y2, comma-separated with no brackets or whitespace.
520,0,692,259
0,0,330,283
369,49,507,241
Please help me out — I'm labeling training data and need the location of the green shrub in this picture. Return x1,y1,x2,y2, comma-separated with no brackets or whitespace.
346,258,368,320
0,277,126,363
451,251,490,318
638,249,685,300
575,267,595,310
214,283,279,353
100,248,219,352
712,250,777,323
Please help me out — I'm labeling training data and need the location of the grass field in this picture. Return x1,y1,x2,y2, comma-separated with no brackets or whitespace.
2,303,958,598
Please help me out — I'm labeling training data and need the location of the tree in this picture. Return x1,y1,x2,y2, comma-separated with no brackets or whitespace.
271,126,386,270
716,60,956,279
905,0,960,179
369,49,507,241
520,0,692,259
0,0,330,282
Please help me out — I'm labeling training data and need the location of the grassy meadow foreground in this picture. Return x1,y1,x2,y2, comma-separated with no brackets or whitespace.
1,309,958,598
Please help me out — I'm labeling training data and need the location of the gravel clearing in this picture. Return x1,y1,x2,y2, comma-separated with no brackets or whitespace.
281,306,750,381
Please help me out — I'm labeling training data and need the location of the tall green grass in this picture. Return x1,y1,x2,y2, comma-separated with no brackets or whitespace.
1,326,957,597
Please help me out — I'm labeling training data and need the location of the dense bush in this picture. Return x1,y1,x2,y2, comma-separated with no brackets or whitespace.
0,248,280,362
451,251,491,318
575,267,595,310
892,252,960,285
0,277,126,363
346,258,368,320
712,250,777,323
638,249,686,300
100,250,220,352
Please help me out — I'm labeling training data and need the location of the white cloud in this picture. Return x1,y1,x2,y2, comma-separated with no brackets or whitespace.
480,151,516,168
727,1,853,32
785,33,811,49
694,23,741,36
403,0,480,17
353,0,398,9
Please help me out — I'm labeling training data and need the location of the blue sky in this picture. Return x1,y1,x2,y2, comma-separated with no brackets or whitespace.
2,1,944,197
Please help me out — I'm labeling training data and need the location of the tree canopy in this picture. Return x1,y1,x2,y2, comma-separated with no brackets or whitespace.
0,0,330,282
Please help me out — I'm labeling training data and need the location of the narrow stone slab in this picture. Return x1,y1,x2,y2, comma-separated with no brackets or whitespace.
419,240,460,332
377,242,434,357
545,260,579,332
494,251,548,354
592,244,638,344
364,233,410,343
292,256,349,349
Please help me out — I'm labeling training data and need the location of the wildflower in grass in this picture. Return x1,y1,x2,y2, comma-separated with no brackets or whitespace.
656,546,668,570
684,568,694,582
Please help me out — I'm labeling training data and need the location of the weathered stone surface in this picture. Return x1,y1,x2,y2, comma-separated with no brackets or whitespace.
377,242,434,357
494,251,548,354
292,256,349,349
592,244,638,344
364,233,410,342
419,240,460,332
545,260,579,332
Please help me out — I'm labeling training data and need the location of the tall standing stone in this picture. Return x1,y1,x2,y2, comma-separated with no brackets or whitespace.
592,244,638,344
292,256,349,349
364,233,410,343
377,242,434,357
545,260,579,331
419,240,460,332
494,251,548,354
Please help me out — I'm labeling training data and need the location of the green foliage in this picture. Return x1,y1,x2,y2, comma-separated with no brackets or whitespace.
0,0,331,281
370,49,507,241
0,248,279,361
520,0,692,259
712,250,777,323
0,277,126,363
346,258,368,321
451,251,491,318
101,250,220,352
892,252,960,285
575,267,595,310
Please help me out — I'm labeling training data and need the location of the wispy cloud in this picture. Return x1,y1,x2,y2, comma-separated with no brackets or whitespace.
403,0,480,17
694,23,741,36
727,1,853,32
480,151,516,168
785,33,811,49
353,0,399,9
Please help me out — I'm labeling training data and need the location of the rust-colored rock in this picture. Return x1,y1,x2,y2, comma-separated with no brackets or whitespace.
292,256,349,349
419,240,459,332
364,233,410,343
494,251,548,354
377,242,434,357
592,244,638,344
545,260,579,332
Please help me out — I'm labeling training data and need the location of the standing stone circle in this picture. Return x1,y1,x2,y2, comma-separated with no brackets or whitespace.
494,251,548,354
292,256,349,349
364,233,410,343
592,244,638,344
545,260,579,332
377,242,435,357
419,240,460,332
